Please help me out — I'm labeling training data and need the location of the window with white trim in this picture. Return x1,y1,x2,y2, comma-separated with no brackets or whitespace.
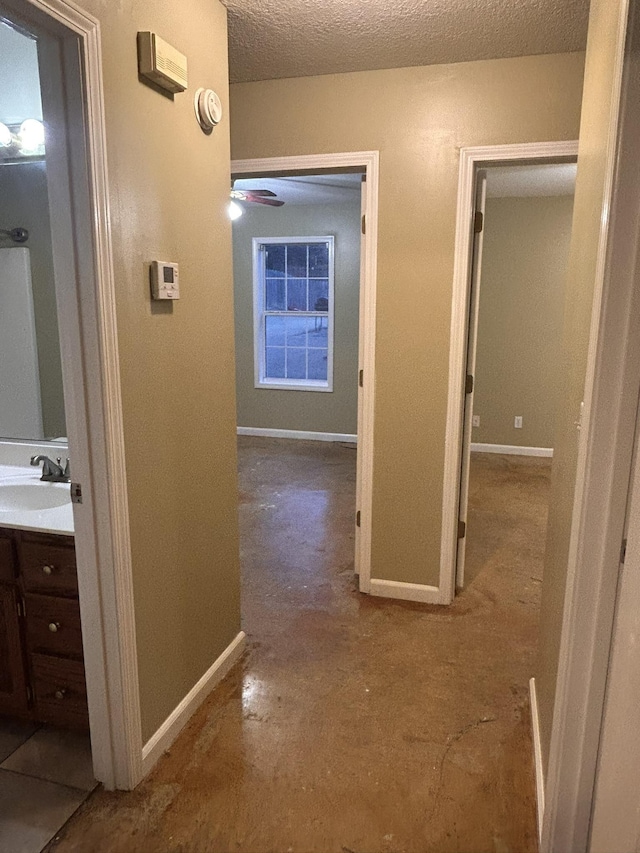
253,236,334,391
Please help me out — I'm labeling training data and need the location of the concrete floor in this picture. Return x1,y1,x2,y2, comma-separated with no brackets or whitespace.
47,441,548,853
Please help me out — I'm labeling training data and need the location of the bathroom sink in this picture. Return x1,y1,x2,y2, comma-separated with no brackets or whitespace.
0,482,70,512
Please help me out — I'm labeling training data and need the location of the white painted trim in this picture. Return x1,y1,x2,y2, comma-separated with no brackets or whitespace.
441,140,579,605
471,443,553,458
232,152,378,596
238,427,357,443
14,0,142,791
529,677,545,844
369,579,447,605
542,4,635,850
141,632,246,777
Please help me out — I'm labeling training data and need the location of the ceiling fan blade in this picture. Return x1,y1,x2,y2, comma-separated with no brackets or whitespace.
249,196,285,207
243,189,278,197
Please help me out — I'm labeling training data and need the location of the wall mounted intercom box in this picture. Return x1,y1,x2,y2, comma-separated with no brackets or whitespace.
150,261,180,300
137,32,188,94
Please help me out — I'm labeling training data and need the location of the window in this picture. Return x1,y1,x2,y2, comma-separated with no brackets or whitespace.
253,236,334,391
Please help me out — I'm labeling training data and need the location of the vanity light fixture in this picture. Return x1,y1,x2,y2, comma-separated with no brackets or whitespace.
0,118,45,160
19,118,44,153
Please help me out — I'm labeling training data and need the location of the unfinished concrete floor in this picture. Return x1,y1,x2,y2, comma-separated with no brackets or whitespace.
48,441,549,853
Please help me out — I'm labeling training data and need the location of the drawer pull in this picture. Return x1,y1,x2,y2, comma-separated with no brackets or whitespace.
54,688,67,700
42,565,54,576
48,622,61,633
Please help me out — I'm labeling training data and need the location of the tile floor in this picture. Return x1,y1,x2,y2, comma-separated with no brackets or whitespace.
0,718,95,853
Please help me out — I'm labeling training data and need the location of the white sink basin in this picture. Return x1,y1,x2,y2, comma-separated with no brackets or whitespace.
0,482,70,512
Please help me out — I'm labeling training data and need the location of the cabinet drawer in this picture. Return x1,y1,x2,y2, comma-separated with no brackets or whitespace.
0,537,16,583
20,537,77,596
24,594,83,660
31,653,88,729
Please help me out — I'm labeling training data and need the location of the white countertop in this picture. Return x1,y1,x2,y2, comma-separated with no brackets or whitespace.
0,463,74,536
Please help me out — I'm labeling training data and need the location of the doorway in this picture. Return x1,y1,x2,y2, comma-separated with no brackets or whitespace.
0,0,142,809
231,152,379,589
0,12,97,850
461,161,577,588
441,141,579,603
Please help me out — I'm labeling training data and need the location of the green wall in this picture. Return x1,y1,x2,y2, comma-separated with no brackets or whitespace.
233,200,361,435
473,195,574,449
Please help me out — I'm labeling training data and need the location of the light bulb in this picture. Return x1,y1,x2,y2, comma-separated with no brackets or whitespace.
19,119,45,153
229,200,243,221
0,123,11,147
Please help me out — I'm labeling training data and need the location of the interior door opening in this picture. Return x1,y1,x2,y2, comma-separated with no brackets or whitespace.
230,168,366,599
0,9,97,847
456,160,577,596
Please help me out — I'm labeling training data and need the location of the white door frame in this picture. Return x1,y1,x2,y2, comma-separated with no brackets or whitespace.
231,152,379,592
440,140,579,604
542,1,635,848
8,0,143,790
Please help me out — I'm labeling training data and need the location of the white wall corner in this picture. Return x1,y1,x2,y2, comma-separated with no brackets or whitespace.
141,631,246,777
529,677,545,843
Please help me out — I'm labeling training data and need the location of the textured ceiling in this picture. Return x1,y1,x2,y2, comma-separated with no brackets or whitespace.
225,0,589,84
233,174,362,206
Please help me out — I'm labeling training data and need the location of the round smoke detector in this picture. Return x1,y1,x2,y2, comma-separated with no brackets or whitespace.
194,88,222,133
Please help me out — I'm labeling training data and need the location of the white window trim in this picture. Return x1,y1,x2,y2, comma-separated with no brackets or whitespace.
253,235,335,392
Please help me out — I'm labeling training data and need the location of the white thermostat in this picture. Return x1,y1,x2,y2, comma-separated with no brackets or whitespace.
194,88,222,132
150,261,180,300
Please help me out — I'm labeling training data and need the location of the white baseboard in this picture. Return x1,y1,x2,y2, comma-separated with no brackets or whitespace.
141,631,246,777
238,427,357,443
529,677,545,843
471,443,553,458
369,578,446,604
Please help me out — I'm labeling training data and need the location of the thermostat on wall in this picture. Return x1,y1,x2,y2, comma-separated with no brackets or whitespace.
150,261,180,300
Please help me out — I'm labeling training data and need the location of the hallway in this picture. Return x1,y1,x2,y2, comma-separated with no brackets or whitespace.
48,439,545,853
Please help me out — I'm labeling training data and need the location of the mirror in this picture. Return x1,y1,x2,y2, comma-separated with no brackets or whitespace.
0,21,66,442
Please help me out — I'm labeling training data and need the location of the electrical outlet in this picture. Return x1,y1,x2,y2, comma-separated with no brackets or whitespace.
472,415,480,428
514,416,523,429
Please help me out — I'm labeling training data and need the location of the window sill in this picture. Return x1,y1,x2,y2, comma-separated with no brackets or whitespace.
256,378,333,393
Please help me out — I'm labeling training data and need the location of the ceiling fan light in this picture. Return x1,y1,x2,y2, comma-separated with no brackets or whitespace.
229,200,243,221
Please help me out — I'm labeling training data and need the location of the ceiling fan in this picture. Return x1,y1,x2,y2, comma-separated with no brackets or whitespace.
230,187,285,207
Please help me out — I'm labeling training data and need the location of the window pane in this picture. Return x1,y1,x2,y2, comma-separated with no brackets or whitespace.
287,244,307,277
283,315,308,347
265,347,285,379
308,349,328,381
286,278,307,312
286,348,306,379
266,279,285,310
265,245,285,276
309,279,329,311
309,244,329,277
265,316,286,347
307,320,328,347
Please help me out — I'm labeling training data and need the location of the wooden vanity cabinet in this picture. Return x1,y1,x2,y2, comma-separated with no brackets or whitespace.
0,527,88,729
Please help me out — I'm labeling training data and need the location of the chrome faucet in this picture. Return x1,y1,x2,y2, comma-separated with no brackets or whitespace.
30,455,71,483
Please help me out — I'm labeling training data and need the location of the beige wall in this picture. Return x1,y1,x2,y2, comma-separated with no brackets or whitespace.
230,53,584,585
0,162,66,439
536,0,628,772
233,201,361,435
72,0,240,740
473,195,574,449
